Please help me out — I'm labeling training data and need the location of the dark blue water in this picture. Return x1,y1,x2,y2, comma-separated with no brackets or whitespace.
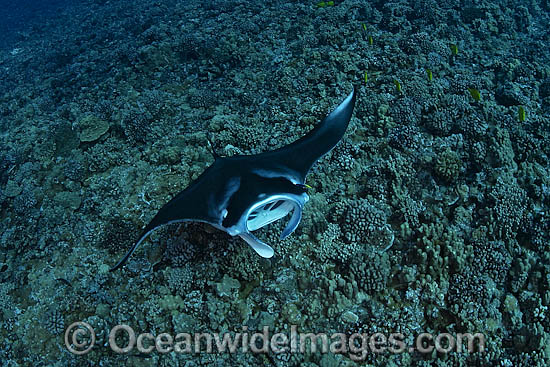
0,0,77,49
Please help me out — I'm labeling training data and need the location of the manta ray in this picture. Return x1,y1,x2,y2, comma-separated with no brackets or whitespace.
110,88,356,271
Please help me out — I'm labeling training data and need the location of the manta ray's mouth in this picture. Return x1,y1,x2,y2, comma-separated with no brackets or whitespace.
245,194,306,241
246,199,295,231
237,194,307,258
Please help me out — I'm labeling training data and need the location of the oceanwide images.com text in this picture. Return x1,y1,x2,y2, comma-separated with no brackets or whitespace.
65,322,486,360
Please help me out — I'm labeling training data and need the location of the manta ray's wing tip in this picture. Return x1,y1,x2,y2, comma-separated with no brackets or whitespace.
342,86,357,110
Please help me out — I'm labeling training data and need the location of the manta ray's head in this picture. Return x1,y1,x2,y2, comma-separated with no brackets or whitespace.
221,176,309,258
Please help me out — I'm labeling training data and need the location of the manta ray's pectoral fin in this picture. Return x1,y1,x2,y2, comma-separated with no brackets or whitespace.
239,232,275,258
109,227,159,272
257,88,357,183
109,219,194,272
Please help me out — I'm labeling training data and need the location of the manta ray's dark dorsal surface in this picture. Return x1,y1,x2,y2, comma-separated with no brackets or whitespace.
110,88,356,271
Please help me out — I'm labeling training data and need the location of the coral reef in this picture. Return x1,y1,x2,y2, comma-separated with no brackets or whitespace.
0,0,549,365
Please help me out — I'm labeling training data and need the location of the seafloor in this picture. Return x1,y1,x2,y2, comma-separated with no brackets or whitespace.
0,0,549,366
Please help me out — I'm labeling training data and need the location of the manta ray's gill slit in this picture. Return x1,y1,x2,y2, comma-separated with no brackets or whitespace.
270,200,284,210
250,199,285,218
